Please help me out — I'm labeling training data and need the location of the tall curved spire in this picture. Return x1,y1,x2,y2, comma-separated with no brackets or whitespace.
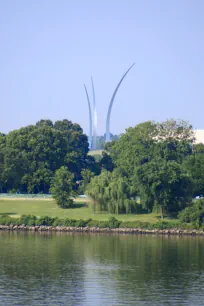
84,84,92,149
91,77,97,150
105,63,135,142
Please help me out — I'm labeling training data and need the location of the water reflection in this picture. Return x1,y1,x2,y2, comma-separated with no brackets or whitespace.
0,232,204,305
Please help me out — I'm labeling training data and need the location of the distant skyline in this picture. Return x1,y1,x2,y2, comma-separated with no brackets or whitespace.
1,0,204,136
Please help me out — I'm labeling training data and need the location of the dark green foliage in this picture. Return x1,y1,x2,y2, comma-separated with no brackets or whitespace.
109,119,194,177
50,167,74,208
86,219,108,228
19,215,37,226
0,214,202,229
105,217,121,228
37,216,56,226
183,146,204,196
179,200,204,228
0,119,90,193
52,217,63,226
75,219,91,227
136,159,193,215
0,215,189,229
1,117,203,223
96,119,195,216
100,152,114,171
86,119,195,216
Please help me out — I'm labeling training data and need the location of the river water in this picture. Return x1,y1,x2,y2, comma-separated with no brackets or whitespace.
0,232,204,306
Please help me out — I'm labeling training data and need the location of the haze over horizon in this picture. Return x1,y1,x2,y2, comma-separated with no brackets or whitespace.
1,0,204,136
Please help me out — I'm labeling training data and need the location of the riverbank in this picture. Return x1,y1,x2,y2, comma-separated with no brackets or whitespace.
0,224,204,235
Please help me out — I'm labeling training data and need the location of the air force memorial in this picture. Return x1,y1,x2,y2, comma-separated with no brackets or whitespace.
84,63,135,150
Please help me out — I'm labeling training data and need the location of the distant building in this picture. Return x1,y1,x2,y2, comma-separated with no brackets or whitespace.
194,130,204,144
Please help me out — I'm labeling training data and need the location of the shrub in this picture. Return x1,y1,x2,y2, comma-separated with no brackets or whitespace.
119,221,143,228
178,199,204,228
106,217,121,228
0,215,13,225
19,215,37,226
87,219,107,228
63,218,77,226
52,217,63,226
36,216,55,226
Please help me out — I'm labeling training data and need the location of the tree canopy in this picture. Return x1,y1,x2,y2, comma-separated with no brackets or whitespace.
1,117,203,218
88,119,198,216
50,166,74,208
0,119,92,193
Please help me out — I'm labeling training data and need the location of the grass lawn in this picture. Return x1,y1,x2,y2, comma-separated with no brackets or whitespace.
0,197,175,223
88,149,103,156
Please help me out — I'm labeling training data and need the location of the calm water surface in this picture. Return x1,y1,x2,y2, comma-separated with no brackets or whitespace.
0,232,204,305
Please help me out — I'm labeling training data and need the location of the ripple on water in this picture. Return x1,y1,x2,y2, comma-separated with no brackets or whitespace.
0,233,204,305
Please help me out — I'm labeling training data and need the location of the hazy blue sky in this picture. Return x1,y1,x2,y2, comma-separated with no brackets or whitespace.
1,0,204,136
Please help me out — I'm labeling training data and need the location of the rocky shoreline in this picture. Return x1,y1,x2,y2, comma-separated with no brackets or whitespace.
0,224,204,235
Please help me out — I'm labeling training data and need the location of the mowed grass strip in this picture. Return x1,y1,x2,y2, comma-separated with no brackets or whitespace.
0,198,174,223
88,150,103,156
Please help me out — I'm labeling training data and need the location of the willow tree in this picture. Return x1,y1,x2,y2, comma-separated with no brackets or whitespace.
86,170,138,214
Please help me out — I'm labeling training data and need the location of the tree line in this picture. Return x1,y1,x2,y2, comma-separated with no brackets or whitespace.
1,118,204,221
86,119,204,218
0,119,98,194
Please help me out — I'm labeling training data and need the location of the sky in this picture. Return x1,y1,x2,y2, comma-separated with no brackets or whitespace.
0,0,204,136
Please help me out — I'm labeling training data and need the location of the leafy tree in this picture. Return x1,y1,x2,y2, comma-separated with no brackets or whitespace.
50,166,74,208
109,121,157,177
109,119,194,178
79,169,95,194
179,199,204,228
36,119,53,128
100,151,114,171
155,119,194,143
86,170,139,214
155,119,194,163
136,159,193,218
183,148,204,196
87,119,195,216
0,119,90,193
54,119,82,132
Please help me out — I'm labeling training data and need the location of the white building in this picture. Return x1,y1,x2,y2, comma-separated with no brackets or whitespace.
194,130,204,144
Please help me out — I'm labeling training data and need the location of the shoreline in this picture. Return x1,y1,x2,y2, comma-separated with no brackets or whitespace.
0,225,204,236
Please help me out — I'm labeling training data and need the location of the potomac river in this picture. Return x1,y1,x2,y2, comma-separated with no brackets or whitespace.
0,232,204,306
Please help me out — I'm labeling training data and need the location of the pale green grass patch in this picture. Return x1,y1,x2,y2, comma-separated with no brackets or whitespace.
0,197,176,223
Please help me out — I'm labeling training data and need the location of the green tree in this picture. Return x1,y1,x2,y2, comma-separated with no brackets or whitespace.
80,169,95,194
136,159,193,218
50,167,74,208
87,119,194,216
100,151,114,171
183,147,204,196
179,199,204,228
109,121,157,178
109,119,194,178
0,119,90,193
86,170,139,214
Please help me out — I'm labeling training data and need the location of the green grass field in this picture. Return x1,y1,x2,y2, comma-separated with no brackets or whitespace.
88,149,103,156
0,197,174,223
